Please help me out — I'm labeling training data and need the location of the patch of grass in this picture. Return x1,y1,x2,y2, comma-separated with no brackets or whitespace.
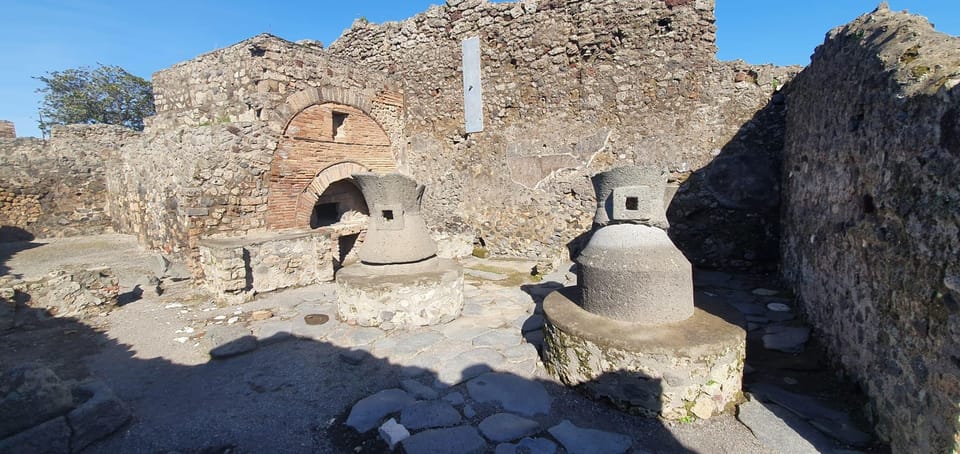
911,65,931,79
471,247,490,258
899,45,920,64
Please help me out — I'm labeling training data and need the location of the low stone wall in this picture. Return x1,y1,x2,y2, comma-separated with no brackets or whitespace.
198,228,347,299
780,6,960,452
0,265,120,324
0,125,137,241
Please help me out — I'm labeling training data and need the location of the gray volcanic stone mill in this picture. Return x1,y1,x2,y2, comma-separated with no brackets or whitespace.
336,173,464,329
351,173,437,264
542,166,746,420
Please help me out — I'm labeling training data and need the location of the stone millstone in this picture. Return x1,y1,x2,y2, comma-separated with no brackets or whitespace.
351,173,438,264
541,287,745,420
577,224,694,324
336,258,464,329
590,166,667,228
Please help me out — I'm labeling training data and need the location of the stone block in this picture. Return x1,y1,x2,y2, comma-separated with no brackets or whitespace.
337,258,464,329
542,287,745,420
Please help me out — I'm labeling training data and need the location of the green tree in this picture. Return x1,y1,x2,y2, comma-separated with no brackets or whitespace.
35,64,155,136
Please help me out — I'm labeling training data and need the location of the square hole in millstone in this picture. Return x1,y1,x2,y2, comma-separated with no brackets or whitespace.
382,210,394,221
625,196,639,211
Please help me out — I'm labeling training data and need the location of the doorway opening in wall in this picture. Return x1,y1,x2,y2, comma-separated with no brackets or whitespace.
310,179,369,229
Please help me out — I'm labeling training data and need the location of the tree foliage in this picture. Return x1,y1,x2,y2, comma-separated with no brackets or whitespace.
35,64,155,136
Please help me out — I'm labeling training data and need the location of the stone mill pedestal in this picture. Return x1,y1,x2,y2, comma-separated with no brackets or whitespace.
542,166,746,420
336,173,463,330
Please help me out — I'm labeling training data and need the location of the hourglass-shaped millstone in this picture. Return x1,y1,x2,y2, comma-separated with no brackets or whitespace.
351,173,438,265
590,165,668,228
578,166,693,324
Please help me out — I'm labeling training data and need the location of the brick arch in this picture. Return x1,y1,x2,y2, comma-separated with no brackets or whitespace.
277,87,375,132
292,162,371,227
266,101,397,230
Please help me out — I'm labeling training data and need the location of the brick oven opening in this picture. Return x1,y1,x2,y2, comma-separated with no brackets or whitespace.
309,179,368,229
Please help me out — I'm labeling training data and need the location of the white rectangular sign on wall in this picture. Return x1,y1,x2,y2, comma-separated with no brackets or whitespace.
462,36,484,133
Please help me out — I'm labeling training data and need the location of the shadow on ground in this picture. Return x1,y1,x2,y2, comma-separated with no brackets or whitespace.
1,300,703,453
0,229,42,278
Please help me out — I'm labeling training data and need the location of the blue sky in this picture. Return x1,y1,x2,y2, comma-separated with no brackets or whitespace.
2,1,957,138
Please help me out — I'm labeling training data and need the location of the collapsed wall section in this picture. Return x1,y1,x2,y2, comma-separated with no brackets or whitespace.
781,7,960,452
327,0,794,268
0,125,137,241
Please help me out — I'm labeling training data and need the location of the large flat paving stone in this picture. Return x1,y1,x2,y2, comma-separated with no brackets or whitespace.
547,420,631,454
737,399,835,453
495,437,558,454
400,400,462,430
401,425,487,454
478,413,540,442
466,372,550,417
346,389,415,433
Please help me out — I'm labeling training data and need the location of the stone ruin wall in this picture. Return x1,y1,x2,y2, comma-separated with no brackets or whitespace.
780,8,960,452
327,0,798,269
0,125,138,241
0,121,14,138
107,34,406,267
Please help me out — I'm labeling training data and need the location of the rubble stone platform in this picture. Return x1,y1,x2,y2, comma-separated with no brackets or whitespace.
542,286,746,420
336,258,464,329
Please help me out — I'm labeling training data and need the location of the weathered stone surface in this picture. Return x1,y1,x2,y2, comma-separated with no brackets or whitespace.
352,173,437,264
590,166,668,228
0,365,74,439
577,224,693,324
400,400,462,430
401,379,439,400
0,266,120,320
737,400,832,454
478,413,540,443
0,415,72,454
542,287,744,420
378,418,410,450
494,437,558,454
749,383,872,447
0,125,137,240
326,0,794,265
401,425,487,454
547,420,631,454
466,372,550,417
761,325,810,353
346,388,415,433
780,6,960,453
199,230,334,298
67,380,131,451
336,258,463,329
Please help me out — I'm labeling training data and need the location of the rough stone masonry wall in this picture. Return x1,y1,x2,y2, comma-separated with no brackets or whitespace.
0,121,14,138
327,0,796,268
780,7,960,452
150,33,404,151
0,125,137,241
113,34,405,269
107,122,277,263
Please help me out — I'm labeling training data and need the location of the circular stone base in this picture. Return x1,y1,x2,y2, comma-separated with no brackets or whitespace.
542,287,746,420
336,258,463,330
